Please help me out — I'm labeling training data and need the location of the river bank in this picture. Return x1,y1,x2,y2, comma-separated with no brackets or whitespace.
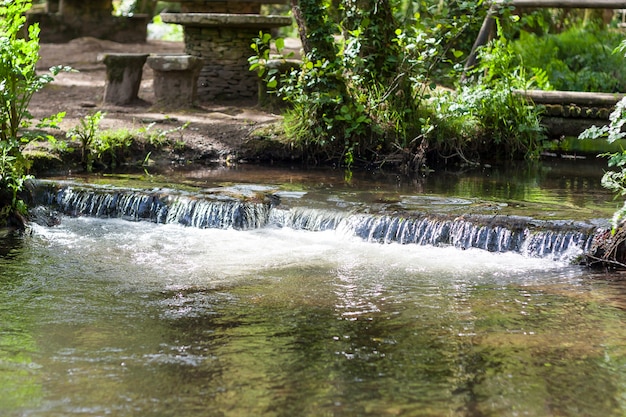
28,37,288,173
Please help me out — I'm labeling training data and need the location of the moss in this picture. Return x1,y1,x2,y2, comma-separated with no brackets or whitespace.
241,123,301,162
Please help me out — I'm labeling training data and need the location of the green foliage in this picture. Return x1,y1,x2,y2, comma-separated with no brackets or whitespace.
67,112,135,171
442,24,546,160
579,97,626,230
252,0,488,169
512,23,626,93
140,120,189,148
67,112,189,171
0,0,68,225
67,111,105,171
252,2,547,169
93,128,135,169
249,32,288,91
577,38,626,231
401,0,486,87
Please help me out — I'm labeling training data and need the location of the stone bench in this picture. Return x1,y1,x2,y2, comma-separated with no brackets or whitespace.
98,53,149,105
146,54,204,109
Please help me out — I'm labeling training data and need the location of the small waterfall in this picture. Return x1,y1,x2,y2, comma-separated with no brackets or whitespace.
34,183,272,230
38,185,169,223
30,181,600,260
165,197,271,230
334,213,594,259
270,207,348,231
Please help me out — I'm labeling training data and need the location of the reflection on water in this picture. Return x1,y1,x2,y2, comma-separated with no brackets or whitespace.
2,217,626,417
47,158,618,221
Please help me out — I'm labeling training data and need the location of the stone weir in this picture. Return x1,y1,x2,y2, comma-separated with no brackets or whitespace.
161,0,292,100
29,181,604,262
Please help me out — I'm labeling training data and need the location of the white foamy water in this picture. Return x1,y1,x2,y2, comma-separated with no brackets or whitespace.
29,216,582,289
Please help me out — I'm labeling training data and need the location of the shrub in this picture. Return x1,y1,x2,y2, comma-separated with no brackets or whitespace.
512,23,626,93
0,0,69,226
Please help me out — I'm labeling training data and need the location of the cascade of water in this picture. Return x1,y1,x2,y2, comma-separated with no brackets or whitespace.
521,229,593,258
32,182,599,260
165,197,271,230
270,207,348,231
45,186,169,222
334,213,595,259
37,185,273,231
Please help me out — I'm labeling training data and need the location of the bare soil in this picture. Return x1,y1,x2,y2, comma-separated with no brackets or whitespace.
29,37,283,169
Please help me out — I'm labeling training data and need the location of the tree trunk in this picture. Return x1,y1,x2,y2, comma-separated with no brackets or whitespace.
289,0,337,61
463,5,497,76
290,0,311,55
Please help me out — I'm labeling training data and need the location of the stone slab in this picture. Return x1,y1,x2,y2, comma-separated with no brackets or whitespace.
147,54,204,72
161,13,292,28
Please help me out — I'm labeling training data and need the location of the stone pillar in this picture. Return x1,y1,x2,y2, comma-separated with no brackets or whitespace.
184,26,266,100
147,55,204,109
99,53,149,105
160,13,293,101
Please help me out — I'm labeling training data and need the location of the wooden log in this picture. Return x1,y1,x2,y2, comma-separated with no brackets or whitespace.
492,0,626,9
514,90,626,106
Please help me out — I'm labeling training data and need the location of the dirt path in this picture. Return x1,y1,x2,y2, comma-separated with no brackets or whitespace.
30,37,282,163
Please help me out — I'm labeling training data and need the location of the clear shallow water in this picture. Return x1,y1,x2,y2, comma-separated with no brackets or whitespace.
2,161,625,417
2,216,626,417
48,158,618,221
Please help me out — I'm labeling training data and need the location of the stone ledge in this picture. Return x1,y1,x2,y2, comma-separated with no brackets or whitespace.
147,54,203,72
97,52,150,64
160,13,292,28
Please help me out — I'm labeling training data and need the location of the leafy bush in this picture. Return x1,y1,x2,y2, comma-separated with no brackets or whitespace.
580,97,626,230
251,2,547,170
432,24,547,161
67,111,104,171
0,0,69,226
251,0,488,170
578,39,626,230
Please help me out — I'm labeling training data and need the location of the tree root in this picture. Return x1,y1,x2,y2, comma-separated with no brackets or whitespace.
585,225,626,269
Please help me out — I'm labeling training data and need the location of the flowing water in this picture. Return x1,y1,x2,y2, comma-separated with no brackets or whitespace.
2,161,626,417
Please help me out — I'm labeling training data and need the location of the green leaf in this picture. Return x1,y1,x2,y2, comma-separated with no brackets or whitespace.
275,38,285,51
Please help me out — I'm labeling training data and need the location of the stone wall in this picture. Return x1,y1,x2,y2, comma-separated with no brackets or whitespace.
185,26,264,100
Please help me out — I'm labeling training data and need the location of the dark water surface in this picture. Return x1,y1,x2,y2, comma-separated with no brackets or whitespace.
2,161,626,417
